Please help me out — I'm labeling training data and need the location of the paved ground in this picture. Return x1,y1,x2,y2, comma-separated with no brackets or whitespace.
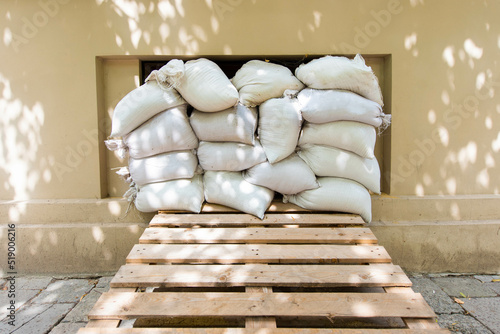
0,273,499,333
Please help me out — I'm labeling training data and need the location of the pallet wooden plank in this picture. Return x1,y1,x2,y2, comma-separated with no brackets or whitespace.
78,328,450,333
87,292,435,319
208,201,309,213
139,227,377,244
111,263,410,288
160,201,312,214
126,244,391,264
84,288,137,329
84,320,121,329
385,287,441,329
404,319,442,330
150,213,364,227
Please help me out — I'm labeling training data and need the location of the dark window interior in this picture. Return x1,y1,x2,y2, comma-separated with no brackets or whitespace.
140,55,325,83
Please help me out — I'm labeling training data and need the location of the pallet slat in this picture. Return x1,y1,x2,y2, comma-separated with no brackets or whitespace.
126,244,391,264
160,201,319,214
88,292,435,320
150,213,364,227
85,288,137,329
385,287,441,329
139,227,377,244
111,263,411,288
78,328,450,333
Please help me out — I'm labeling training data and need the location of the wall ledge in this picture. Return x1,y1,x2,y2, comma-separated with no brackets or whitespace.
2,194,499,224
371,193,500,222
1,196,499,275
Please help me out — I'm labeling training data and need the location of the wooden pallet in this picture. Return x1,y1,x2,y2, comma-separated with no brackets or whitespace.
79,206,449,333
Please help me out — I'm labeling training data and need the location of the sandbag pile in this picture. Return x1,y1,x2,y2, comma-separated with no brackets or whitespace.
106,55,390,222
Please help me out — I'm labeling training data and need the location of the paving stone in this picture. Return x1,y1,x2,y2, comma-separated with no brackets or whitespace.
4,302,74,334
0,289,41,322
15,276,53,290
474,275,500,283
432,276,498,298
95,276,113,290
2,274,499,333
483,283,500,296
438,314,493,334
15,289,41,306
410,276,463,314
62,289,103,322
0,290,9,307
462,297,500,333
0,302,52,333
0,290,40,319
49,321,86,333
32,279,95,304
0,290,13,322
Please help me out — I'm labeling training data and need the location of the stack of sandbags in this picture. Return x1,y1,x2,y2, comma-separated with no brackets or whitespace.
283,55,390,223
105,55,390,222
231,61,319,196
106,57,243,213
239,91,319,196
190,104,264,171
106,100,203,213
189,102,275,219
193,60,320,219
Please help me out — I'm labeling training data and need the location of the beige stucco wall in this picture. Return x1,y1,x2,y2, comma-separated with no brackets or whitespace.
2,0,499,202
1,0,499,274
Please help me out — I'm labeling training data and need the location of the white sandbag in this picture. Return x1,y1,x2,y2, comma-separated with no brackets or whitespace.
130,174,204,213
232,60,305,107
283,177,372,223
197,140,267,171
297,88,389,128
109,80,186,138
128,150,198,186
190,104,257,145
203,171,274,219
148,58,238,112
258,92,302,163
299,121,376,159
243,154,319,195
124,105,199,159
298,145,380,194
115,166,133,184
295,54,383,106
104,139,128,159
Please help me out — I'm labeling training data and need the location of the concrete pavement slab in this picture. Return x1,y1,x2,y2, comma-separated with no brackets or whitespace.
0,292,13,323
410,276,463,314
49,321,86,333
32,279,95,304
474,275,500,283
0,288,42,321
6,303,74,334
15,289,42,307
15,276,53,290
62,289,102,322
0,302,52,333
462,297,500,334
438,314,493,334
432,276,498,298
484,283,500,295
2,274,499,333
95,276,113,291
